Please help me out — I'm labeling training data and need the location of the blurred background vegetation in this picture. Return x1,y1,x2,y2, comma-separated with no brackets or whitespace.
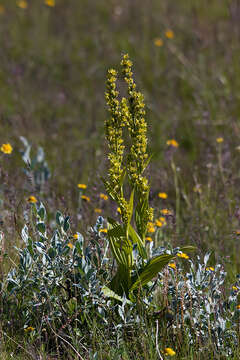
1,0,240,274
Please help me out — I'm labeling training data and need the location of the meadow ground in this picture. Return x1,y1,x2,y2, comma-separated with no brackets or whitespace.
1,0,240,359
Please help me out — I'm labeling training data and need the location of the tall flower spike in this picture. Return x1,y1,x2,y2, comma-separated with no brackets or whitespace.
121,54,153,235
121,54,149,194
105,68,123,191
105,68,129,224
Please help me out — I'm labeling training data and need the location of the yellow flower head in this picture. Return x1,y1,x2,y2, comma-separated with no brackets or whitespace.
17,0,28,9
94,208,102,214
0,5,5,14
164,347,176,356
81,195,90,202
117,207,121,214
45,0,55,6
167,139,179,148
99,228,108,234
78,183,87,189
154,38,163,47
232,286,238,291
67,243,73,249
160,209,172,215
206,267,214,272
237,304,240,310
155,219,163,227
146,237,153,242
158,192,168,199
100,193,108,201
165,30,174,39
147,222,155,233
27,196,37,204
24,326,35,332
177,252,189,260
73,234,78,239
168,262,176,270
216,137,224,143
1,143,13,154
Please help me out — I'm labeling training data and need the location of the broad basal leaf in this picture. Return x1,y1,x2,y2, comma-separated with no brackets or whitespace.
130,254,175,292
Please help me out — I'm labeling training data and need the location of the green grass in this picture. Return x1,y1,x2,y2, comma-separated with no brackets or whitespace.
1,0,240,358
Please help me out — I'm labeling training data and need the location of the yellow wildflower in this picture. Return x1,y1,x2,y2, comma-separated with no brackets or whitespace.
99,228,108,234
100,193,108,201
166,139,179,148
94,208,102,214
1,143,13,154
154,38,163,47
81,195,90,202
159,217,166,223
17,0,28,9
45,0,55,6
117,207,121,214
164,347,176,356
158,192,168,199
165,30,174,39
232,286,238,291
160,209,172,215
168,262,176,270
235,230,240,235
77,183,87,189
177,252,189,260
24,326,35,332
73,234,78,239
155,219,163,227
237,305,240,310
0,5,5,14
216,137,224,143
27,196,37,203
206,267,214,272
147,222,155,233
146,237,153,242
67,243,73,249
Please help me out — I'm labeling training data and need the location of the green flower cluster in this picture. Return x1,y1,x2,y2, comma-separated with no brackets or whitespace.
105,69,124,192
121,54,149,195
105,68,130,224
104,54,153,231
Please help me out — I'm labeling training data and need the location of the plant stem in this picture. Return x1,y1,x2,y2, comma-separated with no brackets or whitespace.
171,159,180,234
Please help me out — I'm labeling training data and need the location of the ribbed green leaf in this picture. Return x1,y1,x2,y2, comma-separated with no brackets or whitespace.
107,219,133,295
128,224,147,259
135,197,149,238
127,189,134,228
130,254,175,292
107,225,125,239
102,285,132,304
107,220,133,268
179,246,196,253
109,265,131,296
